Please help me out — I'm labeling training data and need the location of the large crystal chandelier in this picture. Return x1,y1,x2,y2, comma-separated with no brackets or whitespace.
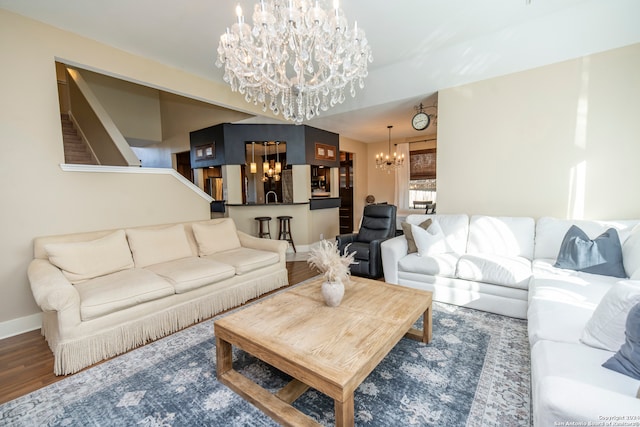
376,125,404,172
216,0,372,124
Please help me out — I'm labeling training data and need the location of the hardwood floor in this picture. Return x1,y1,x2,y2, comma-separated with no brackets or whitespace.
0,260,318,405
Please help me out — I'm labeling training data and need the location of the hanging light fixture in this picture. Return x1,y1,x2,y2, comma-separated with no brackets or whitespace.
262,141,270,175
250,141,257,173
267,142,274,177
275,141,281,174
216,0,373,124
376,125,404,173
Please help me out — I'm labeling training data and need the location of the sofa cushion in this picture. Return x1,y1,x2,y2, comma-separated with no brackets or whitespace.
532,340,640,397
554,225,626,278
204,247,279,275
397,252,459,278
343,241,370,261
623,224,640,279
74,268,175,321
456,254,532,289
582,281,640,351
412,221,451,256
192,219,242,256
532,340,640,425
145,257,236,293
401,218,432,254
528,259,617,346
467,215,535,259
405,214,469,254
534,217,639,261
603,303,640,380
44,230,134,284
126,224,193,268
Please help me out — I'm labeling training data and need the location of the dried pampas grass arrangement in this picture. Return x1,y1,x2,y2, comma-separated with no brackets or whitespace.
307,239,356,284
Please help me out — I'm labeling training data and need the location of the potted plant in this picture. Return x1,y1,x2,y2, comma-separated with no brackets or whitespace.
307,239,356,307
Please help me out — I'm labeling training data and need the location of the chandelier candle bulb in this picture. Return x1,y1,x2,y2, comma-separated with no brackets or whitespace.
236,4,243,24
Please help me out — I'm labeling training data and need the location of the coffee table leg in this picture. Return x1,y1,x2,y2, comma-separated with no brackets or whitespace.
335,395,354,427
404,305,433,344
423,305,432,343
216,337,233,378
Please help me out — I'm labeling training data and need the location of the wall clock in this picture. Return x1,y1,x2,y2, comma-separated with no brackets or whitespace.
412,111,430,131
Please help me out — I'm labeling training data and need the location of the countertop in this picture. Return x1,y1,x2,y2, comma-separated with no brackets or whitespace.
225,202,310,206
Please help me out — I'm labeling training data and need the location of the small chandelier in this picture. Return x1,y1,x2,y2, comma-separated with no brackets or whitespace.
216,0,373,124
376,125,404,172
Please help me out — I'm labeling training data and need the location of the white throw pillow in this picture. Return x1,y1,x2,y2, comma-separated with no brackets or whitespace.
44,230,134,284
126,224,193,268
192,219,242,256
412,221,450,256
623,224,640,279
581,281,640,351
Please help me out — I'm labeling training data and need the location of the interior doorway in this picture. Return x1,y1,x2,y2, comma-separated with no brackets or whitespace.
339,151,354,234
175,151,194,183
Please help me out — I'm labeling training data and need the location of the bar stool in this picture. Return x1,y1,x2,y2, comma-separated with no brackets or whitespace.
254,216,272,239
277,215,296,252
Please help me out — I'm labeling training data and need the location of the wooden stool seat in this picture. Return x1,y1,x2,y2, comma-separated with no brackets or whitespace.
255,216,272,239
277,216,296,252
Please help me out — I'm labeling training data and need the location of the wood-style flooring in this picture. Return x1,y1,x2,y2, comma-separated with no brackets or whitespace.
0,260,318,405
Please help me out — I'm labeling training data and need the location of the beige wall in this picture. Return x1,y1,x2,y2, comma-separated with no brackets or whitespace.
366,140,396,206
437,42,640,220
0,10,270,336
81,68,163,145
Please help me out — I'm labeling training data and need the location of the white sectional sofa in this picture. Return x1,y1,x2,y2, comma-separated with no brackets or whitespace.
382,214,534,318
28,218,288,375
381,214,640,424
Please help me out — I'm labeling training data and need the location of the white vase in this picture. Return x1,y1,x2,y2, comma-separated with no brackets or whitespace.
321,281,345,307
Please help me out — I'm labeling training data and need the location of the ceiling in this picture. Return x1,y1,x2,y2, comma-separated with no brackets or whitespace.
2,0,639,143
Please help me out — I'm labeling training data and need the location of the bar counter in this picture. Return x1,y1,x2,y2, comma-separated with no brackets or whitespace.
227,197,340,210
226,199,340,252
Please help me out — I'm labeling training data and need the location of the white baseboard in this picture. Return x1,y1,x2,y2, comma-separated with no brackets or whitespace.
0,313,42,340
287,244,310,253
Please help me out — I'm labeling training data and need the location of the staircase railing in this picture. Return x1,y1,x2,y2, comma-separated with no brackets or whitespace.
66,67,140,167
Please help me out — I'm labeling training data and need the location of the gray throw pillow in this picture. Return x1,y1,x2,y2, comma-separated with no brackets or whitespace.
602,303,640,380
554,225,626,278
402,219,433,254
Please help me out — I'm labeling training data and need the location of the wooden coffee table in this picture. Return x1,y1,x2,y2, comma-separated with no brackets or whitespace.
214,276,432,427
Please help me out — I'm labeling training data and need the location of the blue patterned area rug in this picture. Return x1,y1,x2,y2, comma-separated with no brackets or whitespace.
1,287,530,426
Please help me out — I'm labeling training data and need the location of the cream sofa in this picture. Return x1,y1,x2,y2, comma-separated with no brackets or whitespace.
28,218,288,375
381,214,640,423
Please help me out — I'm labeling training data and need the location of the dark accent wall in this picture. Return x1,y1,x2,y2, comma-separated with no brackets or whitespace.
189,123,340,168
189,125,225,168
304,126,340,168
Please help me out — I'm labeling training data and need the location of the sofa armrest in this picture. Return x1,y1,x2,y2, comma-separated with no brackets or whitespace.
381,235,408,284
336,233,357,251
237,231,288,267
28,259,82,335
28,259,80,313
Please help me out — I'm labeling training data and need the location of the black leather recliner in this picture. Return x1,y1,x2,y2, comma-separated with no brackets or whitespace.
336,204,397,279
